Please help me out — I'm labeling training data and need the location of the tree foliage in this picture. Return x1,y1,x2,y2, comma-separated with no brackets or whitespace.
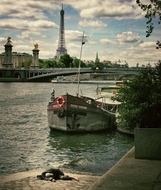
72,57,86,68
39,54,88,68
39,59,58,68
136,0,161,48
59,54,73,67
115,61,161,129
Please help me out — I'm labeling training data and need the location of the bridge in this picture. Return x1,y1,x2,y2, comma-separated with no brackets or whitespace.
27,68,92,81
0,67,142,82
27,67,142,81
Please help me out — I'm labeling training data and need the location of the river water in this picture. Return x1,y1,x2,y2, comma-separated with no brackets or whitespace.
0,82,133,176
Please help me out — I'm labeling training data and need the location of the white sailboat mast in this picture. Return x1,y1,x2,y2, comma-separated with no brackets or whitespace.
77,31,85,96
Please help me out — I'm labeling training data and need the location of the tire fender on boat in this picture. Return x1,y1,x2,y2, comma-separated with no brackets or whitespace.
57,109,65,118
56,96,65,107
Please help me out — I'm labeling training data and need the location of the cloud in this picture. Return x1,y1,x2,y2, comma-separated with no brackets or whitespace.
138,41,156,48
66,0,142,19
67,43,81,57
0,0,60,45
14,44,33,53
101,47,160,66
66,30,87,43
79,19,107,28
116,31,140,43
0,18,58,30
0,0,58,19
0,37,7,46
30,20,58,29
100,38,114,45
116,41,161,65
20,31,41,39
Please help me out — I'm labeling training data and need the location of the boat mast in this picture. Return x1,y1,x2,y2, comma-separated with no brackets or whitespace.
77,31,85,96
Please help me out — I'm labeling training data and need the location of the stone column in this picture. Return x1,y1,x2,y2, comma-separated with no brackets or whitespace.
32,43,39,68
3,37,13,68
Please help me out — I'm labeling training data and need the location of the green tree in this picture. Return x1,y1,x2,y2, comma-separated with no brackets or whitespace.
59,54,73,67
39,59,58,68
136,0,161,48
72,57,86,68
39,59,44,68
115,62,161,130
114,1,161,131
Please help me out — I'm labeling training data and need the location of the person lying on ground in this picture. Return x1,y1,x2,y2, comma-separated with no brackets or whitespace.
37,168,79,182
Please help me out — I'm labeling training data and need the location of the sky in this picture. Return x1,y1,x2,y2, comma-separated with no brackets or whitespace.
0,0,160,66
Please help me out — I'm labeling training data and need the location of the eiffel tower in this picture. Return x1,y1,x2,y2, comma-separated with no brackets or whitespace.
56,4,67,58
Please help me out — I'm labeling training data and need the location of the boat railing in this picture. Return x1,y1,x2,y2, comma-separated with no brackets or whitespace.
100,107,116,115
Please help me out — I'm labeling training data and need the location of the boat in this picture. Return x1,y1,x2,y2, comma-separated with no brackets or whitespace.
47,93,116,132
96,82,123,98
96,84,122,113
95,84,122,125
47,32,117,132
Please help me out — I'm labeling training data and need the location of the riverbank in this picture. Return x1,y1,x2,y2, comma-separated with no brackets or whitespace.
51,80,122,85
0,78,27,82
1,147,161,190
89,147,161,190
117,127,134,137
0,169,100,190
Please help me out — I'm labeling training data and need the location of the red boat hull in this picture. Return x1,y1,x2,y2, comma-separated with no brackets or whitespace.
47,94,116,132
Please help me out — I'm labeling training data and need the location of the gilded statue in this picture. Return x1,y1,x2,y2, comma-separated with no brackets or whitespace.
34,43,39,49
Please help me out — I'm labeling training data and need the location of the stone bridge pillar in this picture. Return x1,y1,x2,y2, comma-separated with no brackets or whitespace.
31,43,39,68
3,37,13,68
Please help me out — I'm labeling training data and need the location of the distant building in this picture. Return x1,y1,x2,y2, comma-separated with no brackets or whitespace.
0,37,39,68
95,52,100,65
12,52,32,68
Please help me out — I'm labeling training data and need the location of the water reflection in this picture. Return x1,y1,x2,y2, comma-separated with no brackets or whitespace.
48,131,133,174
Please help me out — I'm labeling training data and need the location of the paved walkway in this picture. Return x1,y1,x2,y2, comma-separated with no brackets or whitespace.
89,147,161,190
0,169,99,190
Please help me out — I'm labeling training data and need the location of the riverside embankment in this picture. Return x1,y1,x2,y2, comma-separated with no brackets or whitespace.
0,169,100,190
89,147,161,190
1,147,161,190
